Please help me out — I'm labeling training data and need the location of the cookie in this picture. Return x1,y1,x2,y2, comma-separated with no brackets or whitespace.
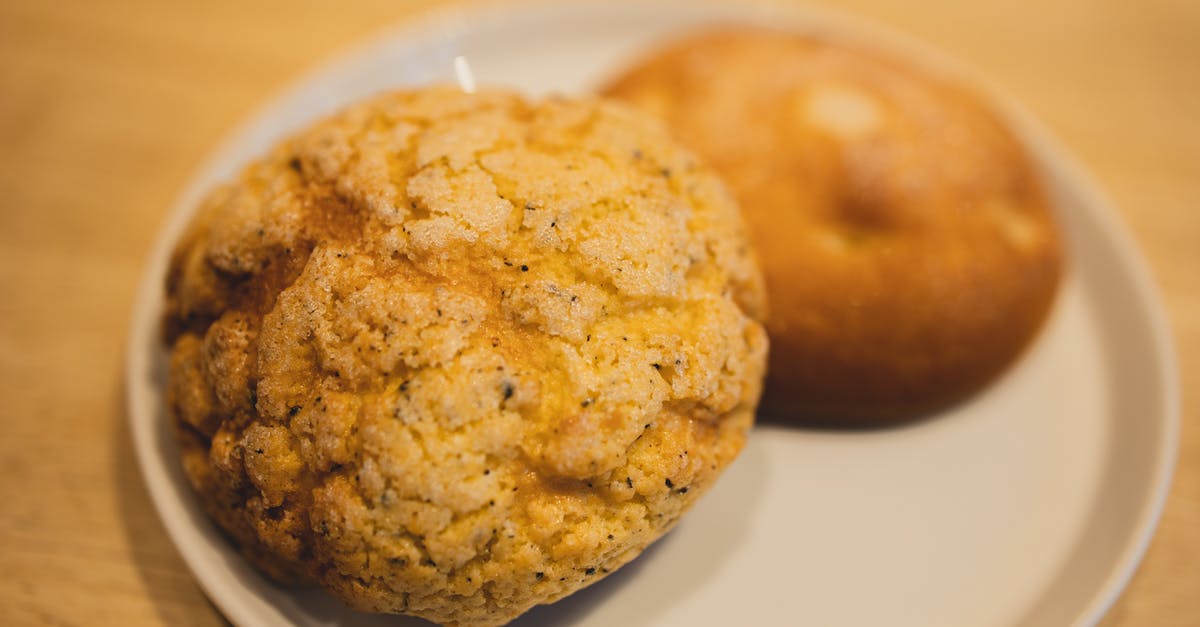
603,28,1062,425
163,87,767,625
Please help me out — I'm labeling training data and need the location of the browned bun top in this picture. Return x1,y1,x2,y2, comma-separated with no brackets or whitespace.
603,27,1062,425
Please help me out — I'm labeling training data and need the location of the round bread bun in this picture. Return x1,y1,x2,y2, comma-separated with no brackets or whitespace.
602,28,1062,426
163,87,767,625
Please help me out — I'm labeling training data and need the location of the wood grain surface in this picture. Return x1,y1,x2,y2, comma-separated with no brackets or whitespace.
0,0,1195,625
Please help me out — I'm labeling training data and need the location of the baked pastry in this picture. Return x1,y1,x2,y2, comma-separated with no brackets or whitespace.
603,28,1062,425
163,87,767,625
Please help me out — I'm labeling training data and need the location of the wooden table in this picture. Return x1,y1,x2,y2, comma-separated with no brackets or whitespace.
1,0,1195,624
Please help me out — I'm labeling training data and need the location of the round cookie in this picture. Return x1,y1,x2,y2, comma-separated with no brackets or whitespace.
163,87,767,626
603,28,1062,425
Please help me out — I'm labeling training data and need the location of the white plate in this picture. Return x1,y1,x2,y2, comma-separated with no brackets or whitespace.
125,1,1180,625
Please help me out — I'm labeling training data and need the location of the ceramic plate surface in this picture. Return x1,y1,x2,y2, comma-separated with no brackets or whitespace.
126,1,1179,625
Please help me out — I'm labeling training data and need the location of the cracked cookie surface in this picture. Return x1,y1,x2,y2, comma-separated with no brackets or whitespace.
164,87,767,626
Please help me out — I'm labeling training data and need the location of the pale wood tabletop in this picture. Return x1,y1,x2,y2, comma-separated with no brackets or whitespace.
0,0,1196,625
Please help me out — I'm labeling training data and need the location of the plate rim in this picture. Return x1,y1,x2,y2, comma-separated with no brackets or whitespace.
123,1,1181,625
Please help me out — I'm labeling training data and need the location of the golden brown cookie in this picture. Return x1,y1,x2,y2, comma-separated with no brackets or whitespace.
603,28,1062,426
163,87,767,626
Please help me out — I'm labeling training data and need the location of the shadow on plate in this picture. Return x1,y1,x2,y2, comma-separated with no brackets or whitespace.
113,378,234,627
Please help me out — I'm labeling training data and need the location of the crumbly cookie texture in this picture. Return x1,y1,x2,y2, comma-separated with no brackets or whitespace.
164,87,767,626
